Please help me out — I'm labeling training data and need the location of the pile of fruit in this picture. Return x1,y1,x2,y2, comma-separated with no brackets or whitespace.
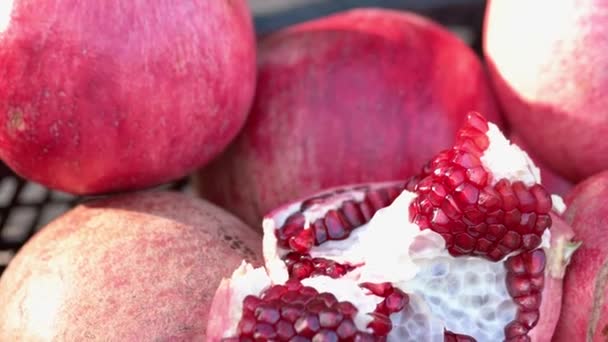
0,1,606,341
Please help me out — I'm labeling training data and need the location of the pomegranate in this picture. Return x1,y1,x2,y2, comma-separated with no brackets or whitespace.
206,113,575,341
508,134,572,197
0,192,262,340
484,0,608,182
196,8,502,228
0,0,256,194
553,170,608,341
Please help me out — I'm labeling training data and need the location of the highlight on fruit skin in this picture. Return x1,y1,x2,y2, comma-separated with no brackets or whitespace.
206,112,577,341
0,192,263,341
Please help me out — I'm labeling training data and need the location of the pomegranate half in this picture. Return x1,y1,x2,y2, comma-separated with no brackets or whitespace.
0,192,262,340
0,0,256,194
207,113,575,341
196,8,502,229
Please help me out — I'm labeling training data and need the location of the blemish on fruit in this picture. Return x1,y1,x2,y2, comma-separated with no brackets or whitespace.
7,108,26,136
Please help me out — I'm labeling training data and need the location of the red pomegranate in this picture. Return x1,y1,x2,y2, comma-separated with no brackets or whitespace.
0,0,256,194
206,113,575,341
196,8,502,229
553,170,608,341
484,0,608,182
0,192,262,340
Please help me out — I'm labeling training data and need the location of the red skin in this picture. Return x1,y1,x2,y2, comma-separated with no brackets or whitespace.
554,171,608,341
196,8,502,228
508,133,572,197
484,0,608,182
0,191,263,340
0,0,256,194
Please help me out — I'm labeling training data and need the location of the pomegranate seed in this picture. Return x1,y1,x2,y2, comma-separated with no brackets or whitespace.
367,313,392,336
500,231,522,249
324,210,350,240
319,310,343,328
504,321,529,337
366,189,390,210
466,111,490,132
515,293,541,310
513,182,536,213
255,305,281,324
312,329,339,342
454,183,480,205
336,319,357,339
281,305,304,322
333,302,358,318
277,213,306,247
530,185,552,214
262,285,288,301
360,282,393,296
252,323,277,340
313,220,328,245
506,274,531,297
359,201,374,221
523,249,546,275
291,260,314,280
453,150,481,168
276,320,295,340
516,310,540,329
243,295,262,314
294,314,321,337
341,200,365,227
237,317,256,336
289,229,314,253
384,289,408,312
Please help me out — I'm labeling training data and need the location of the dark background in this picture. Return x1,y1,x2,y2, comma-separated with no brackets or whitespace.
0,0,487,275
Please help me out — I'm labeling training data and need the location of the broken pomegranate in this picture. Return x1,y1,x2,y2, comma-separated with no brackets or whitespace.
207,113,575,341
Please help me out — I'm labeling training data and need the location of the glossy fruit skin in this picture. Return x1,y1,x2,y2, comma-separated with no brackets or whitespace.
553,171,608,342
0,192,262,341
196,8,502,228
484,0,608,182
0,0,256,194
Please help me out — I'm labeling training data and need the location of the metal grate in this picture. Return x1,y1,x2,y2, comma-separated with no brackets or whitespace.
0,0,486,276
0,163,189,274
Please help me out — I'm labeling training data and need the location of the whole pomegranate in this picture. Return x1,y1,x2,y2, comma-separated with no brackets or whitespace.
207,113,575,341
0,192,262,340
553,171,608,341
0,0,256,194
196,8,502,228
484,0,608,182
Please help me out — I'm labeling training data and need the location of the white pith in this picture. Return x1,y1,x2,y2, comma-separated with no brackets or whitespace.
223,123,561,341
481,123,541,186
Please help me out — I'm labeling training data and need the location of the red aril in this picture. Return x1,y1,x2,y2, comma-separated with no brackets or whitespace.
207,113,575,341
196,8,502,229
0,192,262,340
0,0,256,194
484,0,608,182
553,171,608,342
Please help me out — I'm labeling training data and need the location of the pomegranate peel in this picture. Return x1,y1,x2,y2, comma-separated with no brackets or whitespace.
207,113,574,341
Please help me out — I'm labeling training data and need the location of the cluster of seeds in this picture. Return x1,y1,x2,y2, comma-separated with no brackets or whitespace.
407,112,552,261
223,280,408,341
